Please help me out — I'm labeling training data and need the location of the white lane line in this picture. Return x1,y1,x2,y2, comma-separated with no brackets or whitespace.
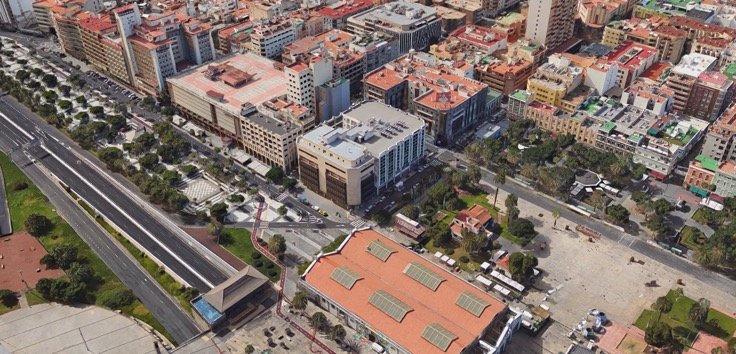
40,144,214,289
0,111,34,140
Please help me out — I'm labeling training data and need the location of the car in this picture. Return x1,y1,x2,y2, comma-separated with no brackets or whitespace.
312,205,320,211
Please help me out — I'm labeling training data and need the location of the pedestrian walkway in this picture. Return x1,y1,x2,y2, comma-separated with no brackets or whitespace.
275,192,289,202
350,218,368,229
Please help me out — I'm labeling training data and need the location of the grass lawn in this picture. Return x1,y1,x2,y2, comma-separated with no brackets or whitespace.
220,228,281,282
634,289,736,344
0,153,172,343
25,289,47,306
678,226,707,251
0,302,19,315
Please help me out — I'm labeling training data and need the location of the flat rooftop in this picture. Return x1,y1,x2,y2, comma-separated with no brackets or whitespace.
303,228,507,354
301,101,425,162
167,52,286,116
351,1,437,28
672,53,717,78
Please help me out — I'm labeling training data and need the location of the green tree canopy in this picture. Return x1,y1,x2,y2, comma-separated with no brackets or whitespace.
508,252,538,280
25,213,53,236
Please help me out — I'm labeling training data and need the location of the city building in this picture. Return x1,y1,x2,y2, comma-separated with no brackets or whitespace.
316,78,351,123
364,52,489,145
684,154,718,191
191,266,271,328
52,8,87,61
665,53,717,113
347,2,441,54
285,57,333,116
78,14,132,86
316,0,373,29
438,0,483,25
301,228,521,354
602,17,687,64
668,15,736,54
297,101,425,207
525,0,576,51
527,54,583,104
216,20,254,54
0,0,35,27
684,71,735,122
583,62,619,96
394,213,426,240
507,89,533,120
701,103,736,163
633,0,703,19
577,0,629,29
450,204,493,239
475,39,544,95
605,41,658,91
713,161,736,197
590,98,708,179
526,100,599,145
492,12,525,43
620,80,674,116
448,25,507,55
250,18,297,59
167,52,312,170
32,0,102,33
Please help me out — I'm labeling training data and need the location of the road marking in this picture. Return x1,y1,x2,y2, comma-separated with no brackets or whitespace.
0,111,34,140
40,144,214,289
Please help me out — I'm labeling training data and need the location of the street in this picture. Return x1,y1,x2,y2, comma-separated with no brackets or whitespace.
0,125,201,343
0,94,232,291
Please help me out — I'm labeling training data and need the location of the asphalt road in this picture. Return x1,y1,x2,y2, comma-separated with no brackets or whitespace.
435,147,736,295
0,96,229,291
0,124,201,343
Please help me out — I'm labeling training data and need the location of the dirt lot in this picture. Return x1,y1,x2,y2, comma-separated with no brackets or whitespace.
0,232,64,292
494,189,736,329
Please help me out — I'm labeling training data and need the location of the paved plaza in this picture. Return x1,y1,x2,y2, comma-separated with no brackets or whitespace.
0,303,169,354
180,178,222,204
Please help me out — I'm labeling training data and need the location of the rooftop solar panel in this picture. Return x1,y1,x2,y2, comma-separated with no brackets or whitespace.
403,262,444,291
455,291,490,317
421,323,457,351
368,290,412,322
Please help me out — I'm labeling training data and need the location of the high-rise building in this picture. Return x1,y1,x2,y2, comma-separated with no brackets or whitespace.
685,71,735,122
297,101,425,207
665,53,717,113
524,0,576,51
316,78,350,123
347,2,441,54
701,103,736,163
285,56,333,116
364,52,489,146
78,14,132,86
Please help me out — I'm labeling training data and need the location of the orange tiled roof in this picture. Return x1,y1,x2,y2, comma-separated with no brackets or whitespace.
303,228,506,354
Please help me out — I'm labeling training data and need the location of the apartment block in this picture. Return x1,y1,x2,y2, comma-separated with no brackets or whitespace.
216,21,254,54
435,5,466,34
316,0,373,29
685,154,718,190
526,54,583,111
685,71,735,122
526,100,598,145
605,41,658,91
52,8,86,61
437,0,483,25
1,0,34,27
364,52,489,146
316,78,350,123
633,0,700,19
297,101,425,207
701,103,736,163
525,0,576,51
78,14,132,86
448,25,507,55
620,80,674,116
250,18,297,59
285,57,333,116
347,2,441,54
577,0,629,28
668,16,736,53
492,12,525,43
507,89,533,120
32,0,101,33
713,162,736,197
602,17,686,64
167,53,312,170
475,39,544,95
665,53,717,113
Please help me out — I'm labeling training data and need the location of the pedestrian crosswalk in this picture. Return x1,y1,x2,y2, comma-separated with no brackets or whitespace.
275,192,289,202
308,215,319,223
429,159,443,167
350,218,368,229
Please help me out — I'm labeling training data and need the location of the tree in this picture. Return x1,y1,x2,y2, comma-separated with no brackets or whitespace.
97,147,124,171
100,289,136,309
371,210,391,225
605,204,630,226
505,193,518,220
67,262,94,283
466,165,482,186
181,164,198,177
652,296,673,315
49,245,78,270
631,191,649,205
645,321,674,348
652,199,674,216
40,254,58,268
277,205,287,215
25,213,53,236
75,95,87,107
0,289,17,307
59,85,72,96
589,191,608,212
266,167,285,184
493,169,506,207
138,153,159,170
552,210,561,228
268,234,286,259
331,324,347,341
208,220,223,238
58,100,72,111
508,218,536,240
244,345,255,354
461,231,483,254
508,252,538,280
689,298,711,327
309,311,329,333
41,74,58,88
292,289,309,311
210,202,228,221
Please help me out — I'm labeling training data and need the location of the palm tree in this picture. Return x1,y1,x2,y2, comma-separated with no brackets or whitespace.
343,338,361,354
552,210,561,228
689,298,710,327
310,311,328,333
330,324,346,341
493,169,506,207
505,193,518,218
652,296,673,321
462,231,483,254
292,289,308,312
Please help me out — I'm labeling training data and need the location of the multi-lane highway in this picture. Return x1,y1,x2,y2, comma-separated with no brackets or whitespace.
0,95,231,291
